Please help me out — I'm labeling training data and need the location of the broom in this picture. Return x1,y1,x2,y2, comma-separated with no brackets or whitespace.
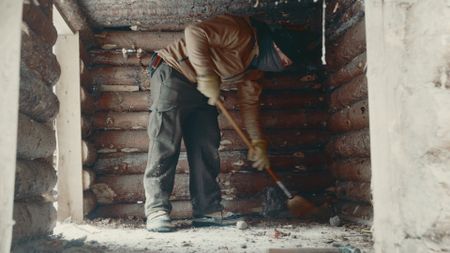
215,100,318,217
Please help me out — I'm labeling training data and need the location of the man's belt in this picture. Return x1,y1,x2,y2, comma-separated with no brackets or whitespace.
147,52,163,77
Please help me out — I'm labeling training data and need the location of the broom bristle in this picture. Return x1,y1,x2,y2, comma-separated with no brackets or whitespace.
287,195,319,217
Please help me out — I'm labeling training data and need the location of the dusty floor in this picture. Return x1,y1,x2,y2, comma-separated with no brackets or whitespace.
14,217,374,253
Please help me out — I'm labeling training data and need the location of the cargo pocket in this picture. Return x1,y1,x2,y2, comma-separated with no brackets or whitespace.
148,111,163,139
149,86,178,142
148,64,180,147
148,88,177,139
148,108,179,149
148,101,177,140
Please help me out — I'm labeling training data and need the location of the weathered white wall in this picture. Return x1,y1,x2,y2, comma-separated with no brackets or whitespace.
0,2,23,253
365,0,450,252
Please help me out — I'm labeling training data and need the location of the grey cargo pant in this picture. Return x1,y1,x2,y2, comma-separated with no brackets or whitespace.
144,63,223,218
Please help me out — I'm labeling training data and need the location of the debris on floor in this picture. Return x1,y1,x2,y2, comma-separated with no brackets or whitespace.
272,228,290,239
236,220,249,230
11,234,106,253
329,216,342,227
8,217,374,253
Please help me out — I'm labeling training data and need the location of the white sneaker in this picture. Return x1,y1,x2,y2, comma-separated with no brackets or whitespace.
146,210,175,232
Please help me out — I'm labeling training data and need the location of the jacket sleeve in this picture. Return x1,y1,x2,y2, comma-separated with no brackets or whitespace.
238,80,265,141
184,16,244,77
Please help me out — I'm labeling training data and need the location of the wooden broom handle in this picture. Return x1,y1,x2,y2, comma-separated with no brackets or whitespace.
215,100,285,185
215,100,254,151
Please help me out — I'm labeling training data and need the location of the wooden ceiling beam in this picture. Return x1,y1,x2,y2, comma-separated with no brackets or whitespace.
53,0,97,49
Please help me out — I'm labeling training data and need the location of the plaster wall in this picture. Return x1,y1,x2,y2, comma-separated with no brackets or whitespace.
365,0,450,252
0,2,23,253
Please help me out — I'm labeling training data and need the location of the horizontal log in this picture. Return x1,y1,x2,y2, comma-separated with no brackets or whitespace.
90,66,146,88
327,53,366,90
337,201,373,225
97,91,150,112
327,58,366,96
179,150,325,173
81,115,94,138
329,158,371,182
325,129,370,158
95,31,184,51
83,169,95,191
93,129,328,153
79,0,320,30
82,140,97,166
326,20,366,71
220,129,329,151
328,100,369,133
90,49,152,66
93,111,328,130
94,112,149,130
336,181,372,203
93,110,328,130
93,130,148,153
92,171,333,204
94,152,149,174
226,110,328,130
12,201,56,242
92,199,262,219
96,91,325,112
223,74,322,91
327,0,365,42
222,91,326,110
22,2,57,45
17,113,56,160
19,63,60,122
90,66,322,91
329,74,368,111
83,190,97,216
21,29,60,86
93,150,326,175
15,159,57,200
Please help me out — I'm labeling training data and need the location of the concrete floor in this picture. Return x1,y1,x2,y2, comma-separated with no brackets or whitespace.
14,217,374,253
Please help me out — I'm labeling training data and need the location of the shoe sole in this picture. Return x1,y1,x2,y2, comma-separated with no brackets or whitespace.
146,220,175,233
192,219,240,227
192,221,232,227
146,226,175,232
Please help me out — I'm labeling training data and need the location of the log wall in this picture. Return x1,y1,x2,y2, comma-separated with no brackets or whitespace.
325,0,372,225
88,27,333,218
13,1,59,243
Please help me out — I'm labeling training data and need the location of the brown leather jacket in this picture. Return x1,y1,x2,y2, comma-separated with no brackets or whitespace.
158,15,265,141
